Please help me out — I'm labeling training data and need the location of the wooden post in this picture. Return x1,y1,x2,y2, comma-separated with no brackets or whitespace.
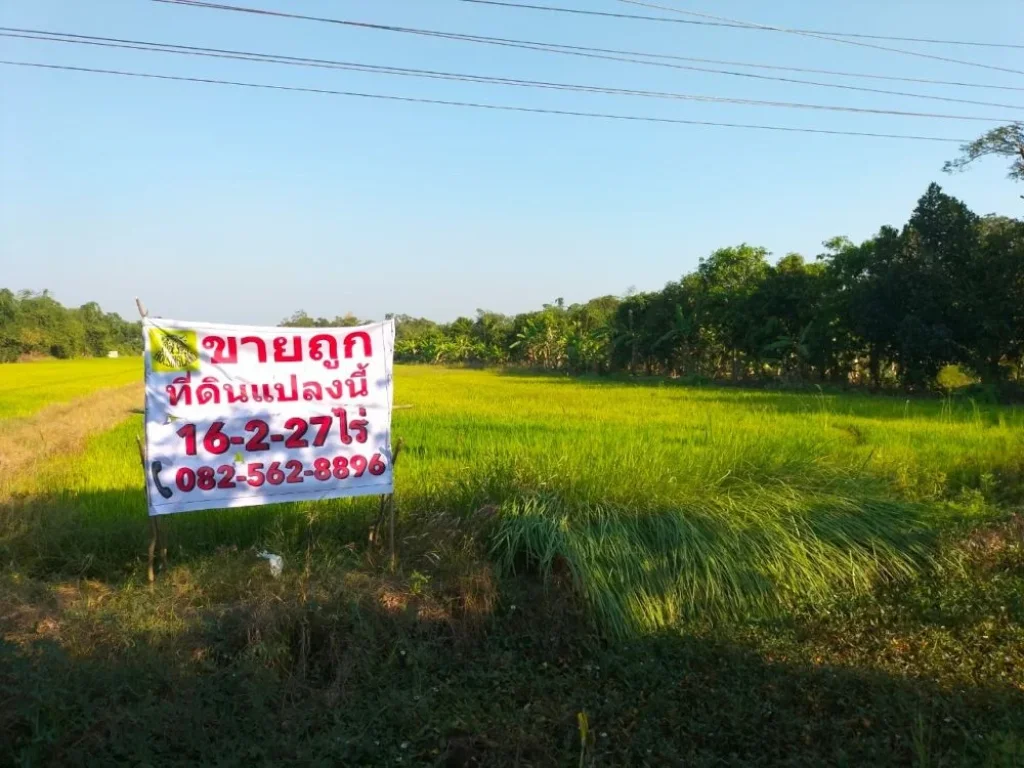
388,495,397,573
388,439,404,572
371,439,404,567
134,298,164,582
147,518,160,584
138,438,163,581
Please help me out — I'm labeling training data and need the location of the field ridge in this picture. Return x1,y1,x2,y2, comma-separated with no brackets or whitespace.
0,383,142,498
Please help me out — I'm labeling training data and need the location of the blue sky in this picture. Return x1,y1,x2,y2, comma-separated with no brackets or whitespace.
1,0,1020,324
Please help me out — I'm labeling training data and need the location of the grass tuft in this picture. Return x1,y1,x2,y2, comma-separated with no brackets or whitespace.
492,489,934,635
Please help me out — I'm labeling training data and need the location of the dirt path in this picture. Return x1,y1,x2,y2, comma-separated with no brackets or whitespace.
0,383,142,496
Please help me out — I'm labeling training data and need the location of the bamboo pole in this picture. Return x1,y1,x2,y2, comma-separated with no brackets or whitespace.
388,438,404,573
135,299,163,582
135,435,161,583
371,438,404,566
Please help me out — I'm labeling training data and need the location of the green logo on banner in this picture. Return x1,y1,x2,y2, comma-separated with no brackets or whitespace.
149,328,200,372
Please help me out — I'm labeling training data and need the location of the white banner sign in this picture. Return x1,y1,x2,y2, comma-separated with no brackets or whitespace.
142,318,395,516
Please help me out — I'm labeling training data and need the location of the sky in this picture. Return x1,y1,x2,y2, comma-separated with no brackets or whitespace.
1,0,1021,324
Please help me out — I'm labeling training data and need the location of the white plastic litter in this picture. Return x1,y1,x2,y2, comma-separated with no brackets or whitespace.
257,551,284,578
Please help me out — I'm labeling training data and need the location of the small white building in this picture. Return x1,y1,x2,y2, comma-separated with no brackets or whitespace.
107,350,119,359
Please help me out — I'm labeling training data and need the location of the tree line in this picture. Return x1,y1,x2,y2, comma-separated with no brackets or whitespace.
376,184,1024,394
0,299,367,363
4,183,1021,395
0,289,142,362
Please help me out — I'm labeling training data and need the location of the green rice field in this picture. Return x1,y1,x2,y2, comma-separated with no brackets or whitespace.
0,357,140,419
2,361,1022,765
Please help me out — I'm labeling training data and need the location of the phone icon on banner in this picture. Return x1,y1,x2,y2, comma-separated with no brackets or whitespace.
150,461,173,499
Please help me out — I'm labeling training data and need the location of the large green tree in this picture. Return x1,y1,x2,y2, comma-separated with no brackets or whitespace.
747,254,826,381
696,244,770,380
944,122,1024,185
954,214,1024,389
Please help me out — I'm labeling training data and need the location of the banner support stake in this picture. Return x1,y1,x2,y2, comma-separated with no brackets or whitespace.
136,435,165,582
135,297,166,582
370,438,404,570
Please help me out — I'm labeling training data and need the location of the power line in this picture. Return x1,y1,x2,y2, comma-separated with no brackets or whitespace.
147,2,1024,96
451,0,1024,50
620,0,1024,78
144,2,1024,109
5,28,1019,121
0,60,971,143
151,2,1024,94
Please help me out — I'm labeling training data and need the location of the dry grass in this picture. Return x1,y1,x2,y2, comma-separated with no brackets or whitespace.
960,512,1024,568
0,383,141,499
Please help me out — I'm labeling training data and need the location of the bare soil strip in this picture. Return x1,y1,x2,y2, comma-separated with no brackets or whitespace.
0,383,142,496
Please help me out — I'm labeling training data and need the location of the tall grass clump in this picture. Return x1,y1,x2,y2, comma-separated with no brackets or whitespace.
491,488,934,635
